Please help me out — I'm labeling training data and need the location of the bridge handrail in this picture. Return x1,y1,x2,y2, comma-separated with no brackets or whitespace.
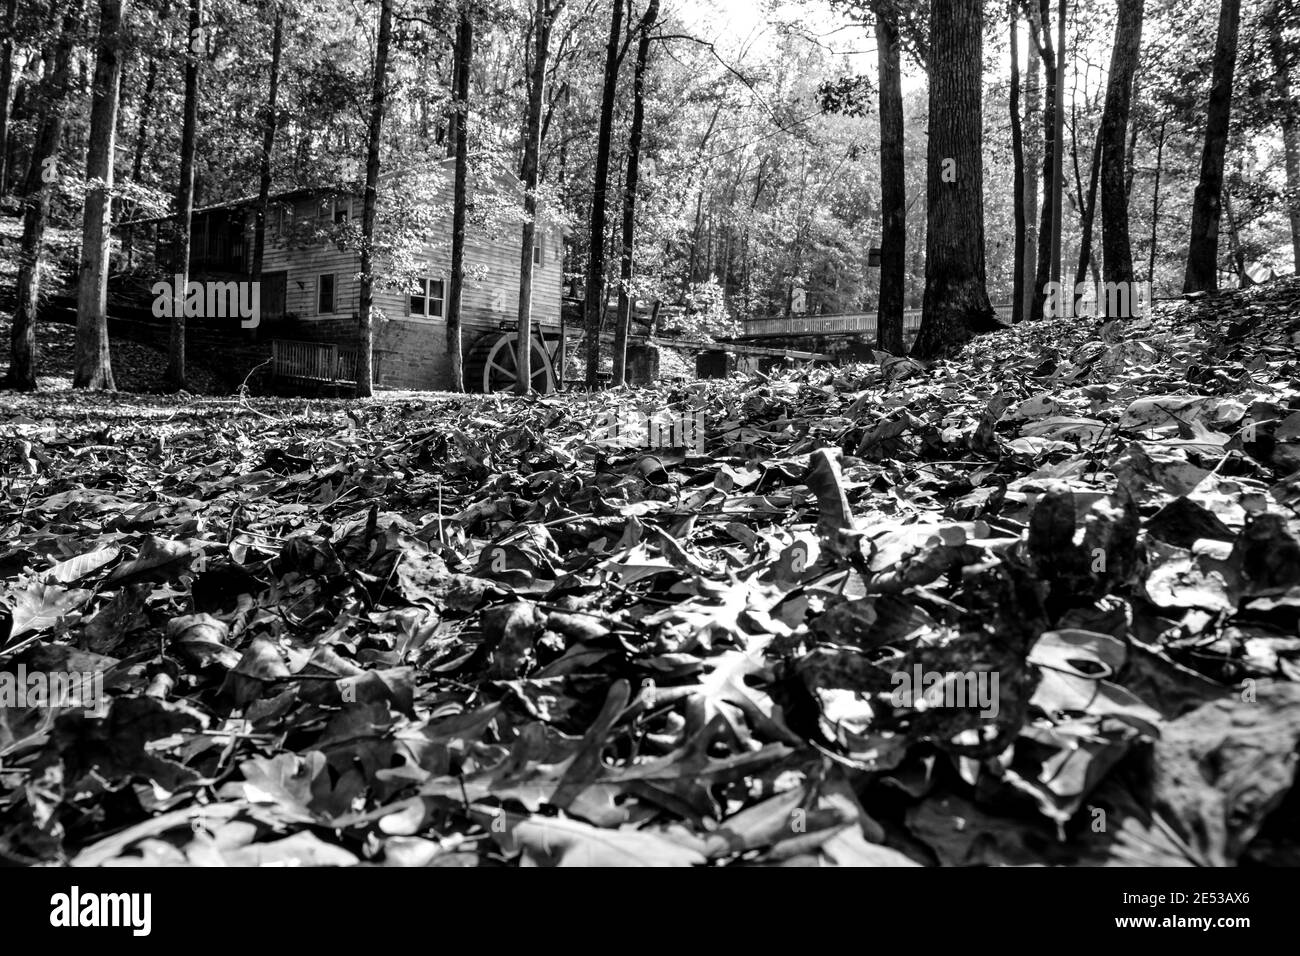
742,306,1011,337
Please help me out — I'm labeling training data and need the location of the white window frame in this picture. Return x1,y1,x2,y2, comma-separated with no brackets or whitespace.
317,272,338,316
407,275,447,320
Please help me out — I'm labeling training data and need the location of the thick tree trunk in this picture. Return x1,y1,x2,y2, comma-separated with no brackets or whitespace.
1124,73,1140,197
446,8,472,392
1028,0,1057,321
167,0,202,391
1099,0,1144,295
1010,0,1026,325
6,0,81,391
612,0,659,386
874,2,906,353
912,0,993,359
0,0,17,193
252,7,283,282
517,0,560,395
583,0,622,387
356,0,393,398
1183,0,1241,293
1265,0,1300,272
74,0,126,390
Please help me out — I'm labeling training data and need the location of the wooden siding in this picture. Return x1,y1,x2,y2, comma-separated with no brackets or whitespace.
253,170,563,390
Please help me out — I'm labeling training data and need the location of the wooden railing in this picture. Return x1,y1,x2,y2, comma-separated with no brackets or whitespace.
741,306,1012,338
272,339,358,384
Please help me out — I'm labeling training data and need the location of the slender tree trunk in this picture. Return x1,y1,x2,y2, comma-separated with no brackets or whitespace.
6,0,81,391
446,8,472,392
74,0,125,390
874,1,906,352
912,0,993,358
0,0,17,193
252,7,283,282
1183,0,1242,293
1099,0,1144,296
1265,0,1300,271
356,0,393,398
612,0,659,386
1048,0,1065,289
1028,0,1057,320
1073,126,1102,312
1223,190,1250,285
1023,3,1041,321
516,0,560,394
1148,119,1166,288
1010,0,1026,325
167,0,202,391
121,55,158,265
583,0,622,387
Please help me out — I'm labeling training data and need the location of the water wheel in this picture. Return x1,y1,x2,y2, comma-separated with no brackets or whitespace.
463,330,556,394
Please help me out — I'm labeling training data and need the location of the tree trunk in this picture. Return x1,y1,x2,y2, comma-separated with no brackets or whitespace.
252,7,283,282
612,0,659,386
1028,0,1057,321
167,0,202,391
74,0,125,390
1009,0,1026,325
1048,0,1065,289
517,0,560,395
1073,126,1102,311
121,55,158,266
874,1,906,353
1148,119,1166,288
356,0,393,398
1183,0,1241,293
1124,73,1140,198
1265,0,1300,272
912,0,993,359
1022,2,1041,322
1099,0,1144,295
1223,190,1250,285
446,8,472,392
6,0,81,391
583,0,622,387
0,0,17,193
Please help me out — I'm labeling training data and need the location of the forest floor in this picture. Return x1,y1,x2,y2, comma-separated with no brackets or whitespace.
2,277,1300,866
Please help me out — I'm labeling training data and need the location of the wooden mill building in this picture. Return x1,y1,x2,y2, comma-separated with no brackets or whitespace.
118,158,566,392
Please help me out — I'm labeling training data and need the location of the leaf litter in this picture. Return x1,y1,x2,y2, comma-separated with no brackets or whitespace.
3,283,1300,866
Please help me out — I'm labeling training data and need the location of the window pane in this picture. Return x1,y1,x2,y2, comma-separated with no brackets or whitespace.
319,274,335,314
409,295,424,316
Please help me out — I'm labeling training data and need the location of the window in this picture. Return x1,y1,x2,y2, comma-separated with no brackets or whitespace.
409,277,445,318
533,242,544,267
270,204,292,239
318,273,336,314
